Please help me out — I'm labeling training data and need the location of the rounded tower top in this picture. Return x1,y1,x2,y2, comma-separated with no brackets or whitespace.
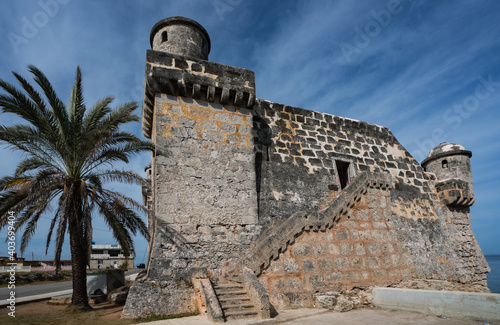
421,142,471,167
150,16,211,60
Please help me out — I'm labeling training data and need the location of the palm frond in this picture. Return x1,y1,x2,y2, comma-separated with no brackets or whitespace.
0,189,29,228
15,157,54,176
45,213,59,255
27,65,68,130
0,125,63,171
83,96,113,132
96,102,139,132
0,79,48,128
90,169,146,186
97,188,147,215
12,72,57,139
53,205,68,271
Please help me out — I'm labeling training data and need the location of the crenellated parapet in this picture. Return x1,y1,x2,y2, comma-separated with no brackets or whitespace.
141,51,256,138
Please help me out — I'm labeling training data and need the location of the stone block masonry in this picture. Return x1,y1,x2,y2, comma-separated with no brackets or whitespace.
147,93,263,288
257,176,412,309
141,49,256,139
152,93,261,246
252,99,434,229
156,94,254,148
251,98,489,290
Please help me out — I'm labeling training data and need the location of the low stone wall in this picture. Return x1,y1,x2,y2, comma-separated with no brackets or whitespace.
373,287,500,322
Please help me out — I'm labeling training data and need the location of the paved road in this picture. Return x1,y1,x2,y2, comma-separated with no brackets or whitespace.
0,268,141,303
142,308,490,325
0,280,71,300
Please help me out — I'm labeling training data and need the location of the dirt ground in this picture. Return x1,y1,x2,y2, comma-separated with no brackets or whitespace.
0,300,134,325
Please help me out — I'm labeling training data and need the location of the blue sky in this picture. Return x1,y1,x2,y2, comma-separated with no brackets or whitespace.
0,0,499,264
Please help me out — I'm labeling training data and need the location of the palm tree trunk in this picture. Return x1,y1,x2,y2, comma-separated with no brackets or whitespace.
68,211,91,308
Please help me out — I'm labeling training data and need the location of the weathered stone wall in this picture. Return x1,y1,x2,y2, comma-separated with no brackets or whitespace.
256,174,489,310
388,195,488,286
259,186,411,309
444,206,490,284
249,100,489,309
149,93,261,281
252,100,432,228
124,93,263,318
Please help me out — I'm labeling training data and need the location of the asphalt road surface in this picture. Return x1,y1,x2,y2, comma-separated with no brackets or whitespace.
0,268,141,301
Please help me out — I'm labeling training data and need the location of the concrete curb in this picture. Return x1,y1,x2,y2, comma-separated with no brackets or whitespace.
373,287,500,322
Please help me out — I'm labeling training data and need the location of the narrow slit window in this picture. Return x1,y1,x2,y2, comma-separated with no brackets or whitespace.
336,160,351,190
161,31,168,43
442,159,448,168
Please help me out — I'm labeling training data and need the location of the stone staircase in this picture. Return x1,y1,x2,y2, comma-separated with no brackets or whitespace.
213,281,259,320
236,171,392,275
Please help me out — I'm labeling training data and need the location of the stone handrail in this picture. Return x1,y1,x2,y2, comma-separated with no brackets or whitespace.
190,267,225,322
199,279,225,322
241,267,271,318
239,172,392,275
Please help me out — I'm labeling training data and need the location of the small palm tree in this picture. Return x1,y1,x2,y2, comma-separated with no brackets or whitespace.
0,66,152,309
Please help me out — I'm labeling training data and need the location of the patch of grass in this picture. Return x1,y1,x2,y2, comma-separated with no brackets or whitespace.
0,301,133,325
133,312,198,323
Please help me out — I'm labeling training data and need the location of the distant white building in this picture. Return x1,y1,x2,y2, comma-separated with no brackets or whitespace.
90,244,134,269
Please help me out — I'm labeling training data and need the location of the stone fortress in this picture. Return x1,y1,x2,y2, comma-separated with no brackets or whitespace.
123,16,490,321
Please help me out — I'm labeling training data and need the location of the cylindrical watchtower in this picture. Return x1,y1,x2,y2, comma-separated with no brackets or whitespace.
150,16,211,60
422,142,474,206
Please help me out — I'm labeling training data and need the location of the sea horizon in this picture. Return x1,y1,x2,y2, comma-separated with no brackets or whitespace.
485,255,500,294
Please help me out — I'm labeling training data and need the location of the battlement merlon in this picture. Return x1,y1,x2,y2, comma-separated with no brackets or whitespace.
141,50,256,138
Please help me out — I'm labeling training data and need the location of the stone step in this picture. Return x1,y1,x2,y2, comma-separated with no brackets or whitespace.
220,298,252,306
214,283,244,290
216,290,248,296
213,279,258,321
219,296,252,303
222,303,255,311
226,275,243,283
224,309,258,320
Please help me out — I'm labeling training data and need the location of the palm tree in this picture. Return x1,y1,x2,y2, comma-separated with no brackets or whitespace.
0,66,152,309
